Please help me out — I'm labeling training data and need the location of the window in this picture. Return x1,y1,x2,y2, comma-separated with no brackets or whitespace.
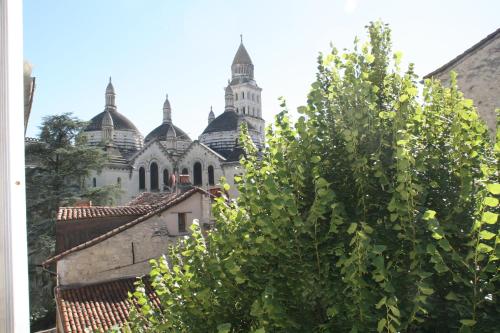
182,168,188,175
117,177,121,186
139,167,145,190
235,93,238,101
252,93,255,101
243,106,246,114
163,169,169,187
150,162,159,191
92,178,96,187
178,213,187,233
193,162,202,185
242,91,245,99
208,165,214,185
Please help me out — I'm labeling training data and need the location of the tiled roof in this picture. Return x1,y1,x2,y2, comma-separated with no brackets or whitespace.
44,187,207,266
57,205,152,222
424,27,500,79
56,277,159,333
126,192,179,206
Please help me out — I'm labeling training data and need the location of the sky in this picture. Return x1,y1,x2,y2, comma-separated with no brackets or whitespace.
24,0,499,139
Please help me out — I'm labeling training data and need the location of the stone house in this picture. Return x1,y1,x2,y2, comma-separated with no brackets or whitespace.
424,28,500,135
42,187,213,332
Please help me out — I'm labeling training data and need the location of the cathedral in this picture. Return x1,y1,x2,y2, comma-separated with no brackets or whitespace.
83,40,264,203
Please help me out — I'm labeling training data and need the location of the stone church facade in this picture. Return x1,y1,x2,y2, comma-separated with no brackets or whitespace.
83,40,264,203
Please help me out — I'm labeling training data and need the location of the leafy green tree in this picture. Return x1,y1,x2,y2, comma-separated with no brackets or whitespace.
26,113,121,330
127,22,499,332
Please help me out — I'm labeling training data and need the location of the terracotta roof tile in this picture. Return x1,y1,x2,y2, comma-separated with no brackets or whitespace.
57,206,152,222
126,191,178,206
56,277,158,333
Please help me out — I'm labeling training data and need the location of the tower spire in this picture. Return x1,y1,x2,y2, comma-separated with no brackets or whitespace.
105,77,116,110
208,105,215,124
240,34,243,43
163,94,172,124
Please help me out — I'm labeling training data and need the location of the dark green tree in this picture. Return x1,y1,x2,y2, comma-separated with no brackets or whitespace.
127,22,499,332
26,113,121,330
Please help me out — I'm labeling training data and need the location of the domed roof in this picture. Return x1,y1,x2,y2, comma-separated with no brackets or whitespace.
232,43,253,65
145,122,191,142
85,110,139,132
202,111,255,134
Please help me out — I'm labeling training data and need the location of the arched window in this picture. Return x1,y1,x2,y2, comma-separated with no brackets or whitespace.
163,169,169,187
235,93,238,101
193,162,202,186
92,178,97,187
182,168,188,175
139,167,145,190
117,177,121,186
150,162,159,191
242,91,245,99
208,165,215,186
243,107,246,114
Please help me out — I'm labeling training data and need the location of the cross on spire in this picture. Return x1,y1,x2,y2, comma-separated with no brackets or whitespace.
240,34,243,43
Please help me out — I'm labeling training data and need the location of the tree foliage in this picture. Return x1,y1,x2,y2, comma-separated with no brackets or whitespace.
26,113,121,330
127,22,499,332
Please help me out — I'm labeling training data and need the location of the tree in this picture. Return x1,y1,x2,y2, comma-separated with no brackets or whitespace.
26,113,121,330
128,22,499,332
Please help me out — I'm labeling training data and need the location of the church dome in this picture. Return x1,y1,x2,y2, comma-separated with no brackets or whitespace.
202,111,255,134
85,110,139,131
145,122,191,142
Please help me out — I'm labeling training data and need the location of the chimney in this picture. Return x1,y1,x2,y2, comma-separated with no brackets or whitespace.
178,173,192,193
73,200,92,207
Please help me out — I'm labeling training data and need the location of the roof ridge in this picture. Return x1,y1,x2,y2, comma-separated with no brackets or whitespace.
424,27,500,78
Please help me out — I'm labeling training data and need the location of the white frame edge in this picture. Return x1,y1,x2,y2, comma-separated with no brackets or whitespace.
0,0,30,332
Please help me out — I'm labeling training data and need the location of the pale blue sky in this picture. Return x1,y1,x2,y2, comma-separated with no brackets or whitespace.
24,0,499,139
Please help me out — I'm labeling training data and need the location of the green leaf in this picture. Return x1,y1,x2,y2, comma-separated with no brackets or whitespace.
375,296,387,309
311,156,321,163
423,210,436,220
253,329,265,333
217,323,232,333
377,318,386,332
486,183,500,195
482,212,498,224
420,287,434,295
484,197,499,207
479,230,496,240
389,305,400,317
477,243,493,253
223,183,230,192
459,319,476,327
347,223,357,234
445,292,460,301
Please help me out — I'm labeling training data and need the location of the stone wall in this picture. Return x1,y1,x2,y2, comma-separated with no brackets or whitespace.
57,192,207,285
430,34,499,135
